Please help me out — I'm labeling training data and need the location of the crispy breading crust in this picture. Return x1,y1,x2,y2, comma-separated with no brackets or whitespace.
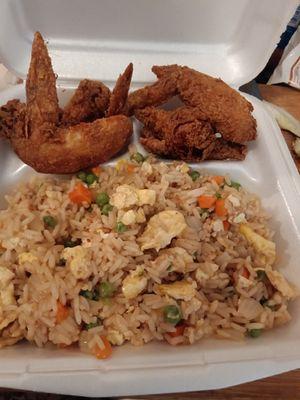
129,64,257,146
106,63,133,116
61,79,111,125
2,32,133,174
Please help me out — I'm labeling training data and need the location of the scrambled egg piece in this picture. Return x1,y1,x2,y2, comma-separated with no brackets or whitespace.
176,163,190,173
136,208,146,223
141,162,153,175
233,213,247,224
121,210,137,225
239,224,276,264
110,185,156,210
0,266,15,306
139,210,187,251
156,280,196,301
115,159,128,171
121,208,146,225
107,329,124,346
212,220,224,232
153,247,193,273
122,266,147,299
18,252,38,264
137,189,156,207
266,268,298,299
195,262,219,282
111,185,138,209
164,247,193,265
227,194,240,207
62,246,91,280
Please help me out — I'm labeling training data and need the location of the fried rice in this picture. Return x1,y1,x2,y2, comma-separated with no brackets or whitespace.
0,152,297,357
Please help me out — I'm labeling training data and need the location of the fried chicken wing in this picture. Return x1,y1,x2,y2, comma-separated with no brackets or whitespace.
205,139,247,161
1,32,132,174
152,65,256,144
106,63,133,116
61,79,111,125
137,106,216,161
136,106,247,162
126,75,178,116
0,99,25,139
128,64,257,146
12,116,132,174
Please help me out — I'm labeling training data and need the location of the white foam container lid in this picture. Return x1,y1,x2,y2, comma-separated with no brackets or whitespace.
0,0,300,396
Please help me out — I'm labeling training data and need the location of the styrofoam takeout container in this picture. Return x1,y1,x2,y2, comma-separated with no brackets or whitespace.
0,0,300,396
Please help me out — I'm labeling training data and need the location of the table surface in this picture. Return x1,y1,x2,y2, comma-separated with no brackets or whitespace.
1,84,300,400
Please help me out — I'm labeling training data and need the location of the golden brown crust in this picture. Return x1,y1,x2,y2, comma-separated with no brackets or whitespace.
0,100,26,139
126,75,178,116
152,64,257,145
106,63,133,116
26,31,60,138
2,32,133,174
205,139,247,161
137,106,215,161
61,79,111,125
129,64,257,146
11,115,133,174
137,106,247,162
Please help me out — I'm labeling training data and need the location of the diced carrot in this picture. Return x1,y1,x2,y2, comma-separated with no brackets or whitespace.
93,336,113,359
69,183,92,205
223,220,230,231
197,195,216,209
215,199,227,217
233,267,249,284
211,176,224,185
241,267,250,279
56,301,69,324
91,166,101,176
169,324,186,338
126,164,136,174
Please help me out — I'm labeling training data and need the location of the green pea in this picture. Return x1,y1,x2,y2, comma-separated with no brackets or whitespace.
85,321,100,330
247,329,262,338
229,181,241,190
63,238,82,248
85,173,97,186
96,192,109,207
79,289,94,300
256,270,267,281
163,305,182,325
130,152,145,163
99,281,115,298
79,288,99,301
189,170,200,182
101,203,113,216
43,215,57,228
115,221,127,233
57,258,66,267
77,171,87,182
